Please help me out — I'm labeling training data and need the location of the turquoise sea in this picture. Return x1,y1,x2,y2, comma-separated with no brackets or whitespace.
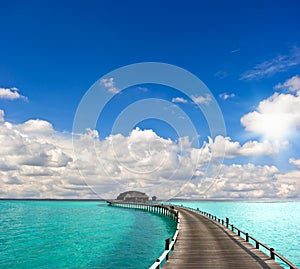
0,200,299,268
0,201,176,269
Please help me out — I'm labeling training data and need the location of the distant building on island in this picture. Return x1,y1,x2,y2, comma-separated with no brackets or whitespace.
116,191,149,202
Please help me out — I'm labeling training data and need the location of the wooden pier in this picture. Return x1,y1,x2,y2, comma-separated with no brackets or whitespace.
107,201,298,269
107,200,178,222
163,207,283,269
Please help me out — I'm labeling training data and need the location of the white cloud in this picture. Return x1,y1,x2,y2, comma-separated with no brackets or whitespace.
172,97,188,103
178,163,299,199
17,119,54,135
219,92,235,100
100,77,120,94
0,110,4,122
239,140,288,156
289,158,300,169
0,110,298,199
275,170,300,198
0,87,28,100
191,94,212,105
275,75,300,92
204,135,286,158
241,91,300,140
240,47,300,80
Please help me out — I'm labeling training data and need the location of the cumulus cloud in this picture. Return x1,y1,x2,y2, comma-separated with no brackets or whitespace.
100,77,120,94
191,94,212,105
240,47,300,80
275,170,300,198
172,97,188,103
275,75,300,92
17,119,54,135
203,135,286,158
0,110,4,122
219,92,235,100
0,110,299,199
289,158,300,169
0,87,28,100
241,91,300,140
178,163,299,199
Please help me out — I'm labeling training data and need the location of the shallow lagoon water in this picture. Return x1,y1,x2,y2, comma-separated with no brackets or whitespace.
0,200,299,268
0,201,176,269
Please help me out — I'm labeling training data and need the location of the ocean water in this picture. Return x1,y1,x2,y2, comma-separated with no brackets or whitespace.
170,201,300,268
0,201,176,269
1,200,299,269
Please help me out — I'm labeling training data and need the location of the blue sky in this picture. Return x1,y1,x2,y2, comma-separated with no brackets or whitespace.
1,0,300,199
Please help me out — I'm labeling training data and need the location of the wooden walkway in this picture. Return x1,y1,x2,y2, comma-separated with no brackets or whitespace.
163,207,283,269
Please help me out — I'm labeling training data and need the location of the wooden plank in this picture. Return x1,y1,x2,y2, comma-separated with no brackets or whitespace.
163,207,283,269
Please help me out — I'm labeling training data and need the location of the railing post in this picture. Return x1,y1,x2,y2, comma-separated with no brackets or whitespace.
246,233,249,242
165,238,170,250
165,238,170,260
226,217,229,228
156,259,160,269
270,248,275,260
256,241,259,249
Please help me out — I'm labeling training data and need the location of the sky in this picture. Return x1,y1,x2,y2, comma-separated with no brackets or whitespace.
1,0,300,199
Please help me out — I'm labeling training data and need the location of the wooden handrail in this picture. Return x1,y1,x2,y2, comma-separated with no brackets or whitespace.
178,205,298,269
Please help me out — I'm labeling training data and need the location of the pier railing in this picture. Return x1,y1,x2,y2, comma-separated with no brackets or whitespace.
107,201,179,269
148,225,179,269
177,205,298,269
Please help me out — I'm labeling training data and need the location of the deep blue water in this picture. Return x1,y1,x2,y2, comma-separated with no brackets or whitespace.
0,201,176,269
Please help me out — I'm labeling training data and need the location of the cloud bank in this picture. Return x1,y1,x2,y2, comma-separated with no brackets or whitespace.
0,109,298,200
